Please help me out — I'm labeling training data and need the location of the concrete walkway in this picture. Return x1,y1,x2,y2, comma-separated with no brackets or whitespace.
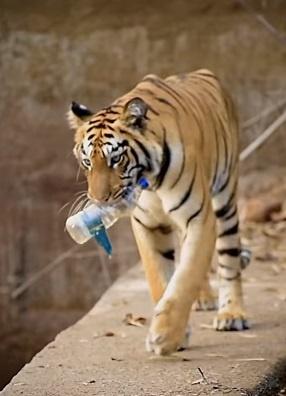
2,257,286,395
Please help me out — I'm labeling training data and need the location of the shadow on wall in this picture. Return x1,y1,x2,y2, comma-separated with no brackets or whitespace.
0,0,286,389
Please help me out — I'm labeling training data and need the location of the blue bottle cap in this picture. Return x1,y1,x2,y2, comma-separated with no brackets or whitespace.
138,177,149,190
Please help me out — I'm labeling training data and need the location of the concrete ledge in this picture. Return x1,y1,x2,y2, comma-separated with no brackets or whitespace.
2,261,286,396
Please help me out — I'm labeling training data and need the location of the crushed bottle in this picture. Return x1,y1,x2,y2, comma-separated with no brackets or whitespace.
65,177,149,256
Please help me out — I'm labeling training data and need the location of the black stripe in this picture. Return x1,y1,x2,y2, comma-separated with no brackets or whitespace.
132,217,172,234
119,128,133,137
217,118,228,172
215,170,231,195
118,139,129,148
144,76,188,114
86,126,95,133
196,71,218,80
127,164,144,177
89,119,100,125
129,147,140,165
199,77,219,92
158,80,189,114
171,159,185,188
211,125,220,189
103,118,116,124
136,87,157,97
218,263,233,270
133,139,151,159
217,248,241,257
146,103,160,116
145,92,185,189
222,272,241,281
155,128,171,189
224,206,237,221
160,250,175,261
113,188,123,200
104,133,114,139
169,164,197,212
88,122,105,128
127,165,141,174
136,204,148,213
186,196,205,228
170,130,185,188
215,190,235,218
218,222,239,238
156,97,177,110
105,109,120,115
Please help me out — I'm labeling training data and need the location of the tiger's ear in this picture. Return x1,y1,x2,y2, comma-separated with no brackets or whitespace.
122,97,148,129
67,101,94,130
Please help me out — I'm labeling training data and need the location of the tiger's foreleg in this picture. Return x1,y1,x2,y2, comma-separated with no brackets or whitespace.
146,192,216,355
131,214,175,304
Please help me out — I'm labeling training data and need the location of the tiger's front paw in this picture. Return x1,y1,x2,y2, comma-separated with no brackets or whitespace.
177,325,192,352
146,300,188,355
213,308,249,331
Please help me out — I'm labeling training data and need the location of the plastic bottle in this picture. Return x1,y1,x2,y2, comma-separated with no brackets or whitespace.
65,177,149,256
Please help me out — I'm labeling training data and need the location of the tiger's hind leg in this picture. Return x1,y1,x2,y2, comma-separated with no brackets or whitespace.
212,173,249,331
193,275,217,311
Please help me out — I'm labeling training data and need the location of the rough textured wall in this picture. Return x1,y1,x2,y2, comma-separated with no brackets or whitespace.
0,0,286,388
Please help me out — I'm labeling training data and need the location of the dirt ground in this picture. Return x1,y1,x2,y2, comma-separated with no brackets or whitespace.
2,169,286,395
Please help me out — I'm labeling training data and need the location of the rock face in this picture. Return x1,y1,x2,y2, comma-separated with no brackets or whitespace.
0,0,286,389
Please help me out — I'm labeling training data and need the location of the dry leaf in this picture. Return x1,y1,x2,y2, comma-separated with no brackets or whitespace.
104,331,115,337
93,331,116,339
123,313,147,327
191,379,204,385
111,357,123,361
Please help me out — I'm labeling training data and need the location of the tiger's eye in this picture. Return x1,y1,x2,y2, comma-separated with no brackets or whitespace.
82,158,91,168
111,155,121,166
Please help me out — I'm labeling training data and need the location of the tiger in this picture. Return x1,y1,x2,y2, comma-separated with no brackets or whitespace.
67,69,249,356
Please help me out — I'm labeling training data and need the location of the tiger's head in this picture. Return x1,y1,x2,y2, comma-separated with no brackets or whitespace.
68,97,164,204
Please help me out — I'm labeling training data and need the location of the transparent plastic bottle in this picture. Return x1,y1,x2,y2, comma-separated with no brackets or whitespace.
65,177,149,256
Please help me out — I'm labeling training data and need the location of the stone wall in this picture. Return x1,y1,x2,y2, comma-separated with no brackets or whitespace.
0,0,285,388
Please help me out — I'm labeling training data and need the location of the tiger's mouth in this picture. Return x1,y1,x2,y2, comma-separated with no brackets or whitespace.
87,184,134,207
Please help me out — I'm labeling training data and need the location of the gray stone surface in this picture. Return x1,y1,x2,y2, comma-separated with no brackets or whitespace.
2,257,286,395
